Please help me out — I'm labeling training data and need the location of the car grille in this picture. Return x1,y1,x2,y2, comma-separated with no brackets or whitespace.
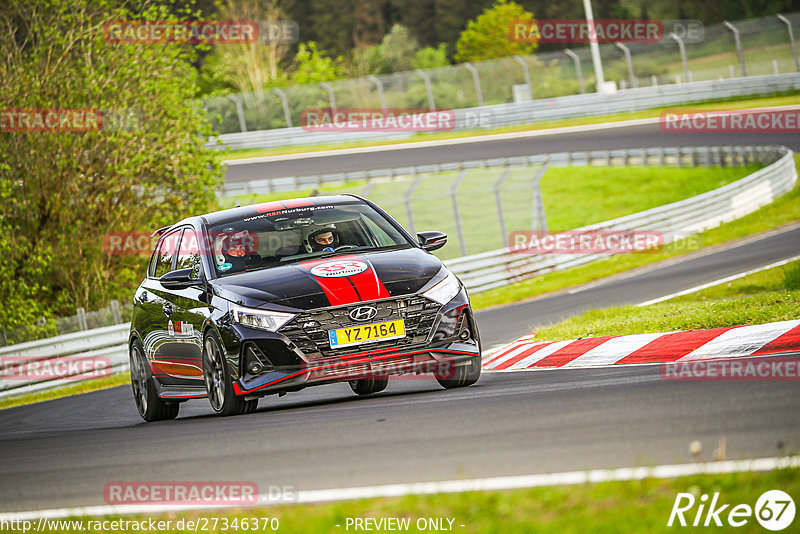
279,296,441,359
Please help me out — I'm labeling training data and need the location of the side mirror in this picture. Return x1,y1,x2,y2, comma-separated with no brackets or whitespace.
160,268,201,290
417,231,447,252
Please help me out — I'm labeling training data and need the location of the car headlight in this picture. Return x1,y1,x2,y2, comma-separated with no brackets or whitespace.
231,305,295,332
423,269,461,305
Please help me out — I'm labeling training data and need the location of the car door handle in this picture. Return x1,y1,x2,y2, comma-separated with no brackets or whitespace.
163,303,175,316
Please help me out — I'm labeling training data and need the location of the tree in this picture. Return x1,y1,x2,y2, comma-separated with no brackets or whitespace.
293,42,343,84
454,0,537,63
198,0,292,96
0,0,222,333
380,24,420,72
413,44,449,69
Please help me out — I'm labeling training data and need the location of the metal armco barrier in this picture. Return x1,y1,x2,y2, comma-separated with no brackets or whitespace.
445,145,796,292
0,324,130,398
0,144,795,399
207,73,800,152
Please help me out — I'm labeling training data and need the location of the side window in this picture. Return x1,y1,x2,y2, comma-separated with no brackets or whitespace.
151,230,181,278
175,228,202,279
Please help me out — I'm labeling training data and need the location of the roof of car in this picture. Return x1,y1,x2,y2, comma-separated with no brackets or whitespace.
200,194,364,225
150,195,368,238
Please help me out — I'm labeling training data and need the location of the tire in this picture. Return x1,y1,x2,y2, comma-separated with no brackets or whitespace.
129,340,179,422
435,355,482,389
202,331,258,416
349,376,389,396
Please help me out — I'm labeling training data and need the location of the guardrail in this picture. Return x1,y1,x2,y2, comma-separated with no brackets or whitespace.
222,143,787,198
208,73,800,152
1,144,794,400
0,324,130,399
446,145,796,292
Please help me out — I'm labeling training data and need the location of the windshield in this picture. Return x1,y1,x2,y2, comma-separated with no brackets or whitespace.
207,201,411,276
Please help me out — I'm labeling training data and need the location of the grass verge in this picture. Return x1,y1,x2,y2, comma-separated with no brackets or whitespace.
532,259,800,341
0,372,129,411
214,91,799,162
41,468,800,533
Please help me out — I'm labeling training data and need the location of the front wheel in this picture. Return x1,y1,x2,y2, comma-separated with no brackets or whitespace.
435,355,482,389
202,331,258,416
349,376,389,396
129,340,179,422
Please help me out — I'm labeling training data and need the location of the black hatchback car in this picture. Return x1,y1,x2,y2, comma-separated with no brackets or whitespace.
128,195,481,421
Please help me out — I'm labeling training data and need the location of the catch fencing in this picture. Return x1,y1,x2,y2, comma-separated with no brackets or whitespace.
203,14,800,134
446,145,796,292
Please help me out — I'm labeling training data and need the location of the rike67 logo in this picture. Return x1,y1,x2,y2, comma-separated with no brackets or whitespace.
668,490,795,530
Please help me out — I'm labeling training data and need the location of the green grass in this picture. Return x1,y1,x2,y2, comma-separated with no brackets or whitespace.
37,468,800,533
531,259,800,341
214,92,800,161
471,155,800,310
0,372,129,411
784,262,800,291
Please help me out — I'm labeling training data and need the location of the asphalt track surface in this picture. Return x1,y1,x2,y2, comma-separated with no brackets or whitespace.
1,126,799,514
224,123,800,182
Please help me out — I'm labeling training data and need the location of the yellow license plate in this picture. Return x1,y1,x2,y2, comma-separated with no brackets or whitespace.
328,319,406,349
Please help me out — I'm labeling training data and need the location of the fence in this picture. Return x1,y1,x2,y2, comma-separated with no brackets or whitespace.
202,13,800,138
223,144,782,260
0,300,132,348
446,145,796,292
0,144,794,399
0,324,130,398
208,73,800,151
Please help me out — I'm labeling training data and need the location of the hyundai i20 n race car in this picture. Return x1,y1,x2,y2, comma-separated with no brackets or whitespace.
128,195,482,421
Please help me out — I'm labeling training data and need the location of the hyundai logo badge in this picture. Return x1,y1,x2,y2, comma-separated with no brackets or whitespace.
349,306,378,322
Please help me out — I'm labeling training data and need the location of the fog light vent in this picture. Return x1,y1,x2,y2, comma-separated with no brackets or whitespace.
244,343,273,376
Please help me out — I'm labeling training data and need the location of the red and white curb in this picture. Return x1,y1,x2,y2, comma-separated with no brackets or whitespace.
482,319,800,371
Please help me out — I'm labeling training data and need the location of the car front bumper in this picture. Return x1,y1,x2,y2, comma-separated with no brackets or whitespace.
231,340,480,397
227,288,481,398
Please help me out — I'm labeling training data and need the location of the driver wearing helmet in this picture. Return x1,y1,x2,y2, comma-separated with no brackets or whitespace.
219,230,260,273
307,227,340,252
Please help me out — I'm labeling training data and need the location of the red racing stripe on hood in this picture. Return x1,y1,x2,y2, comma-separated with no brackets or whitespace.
296,255,389,306
347,262,390,302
